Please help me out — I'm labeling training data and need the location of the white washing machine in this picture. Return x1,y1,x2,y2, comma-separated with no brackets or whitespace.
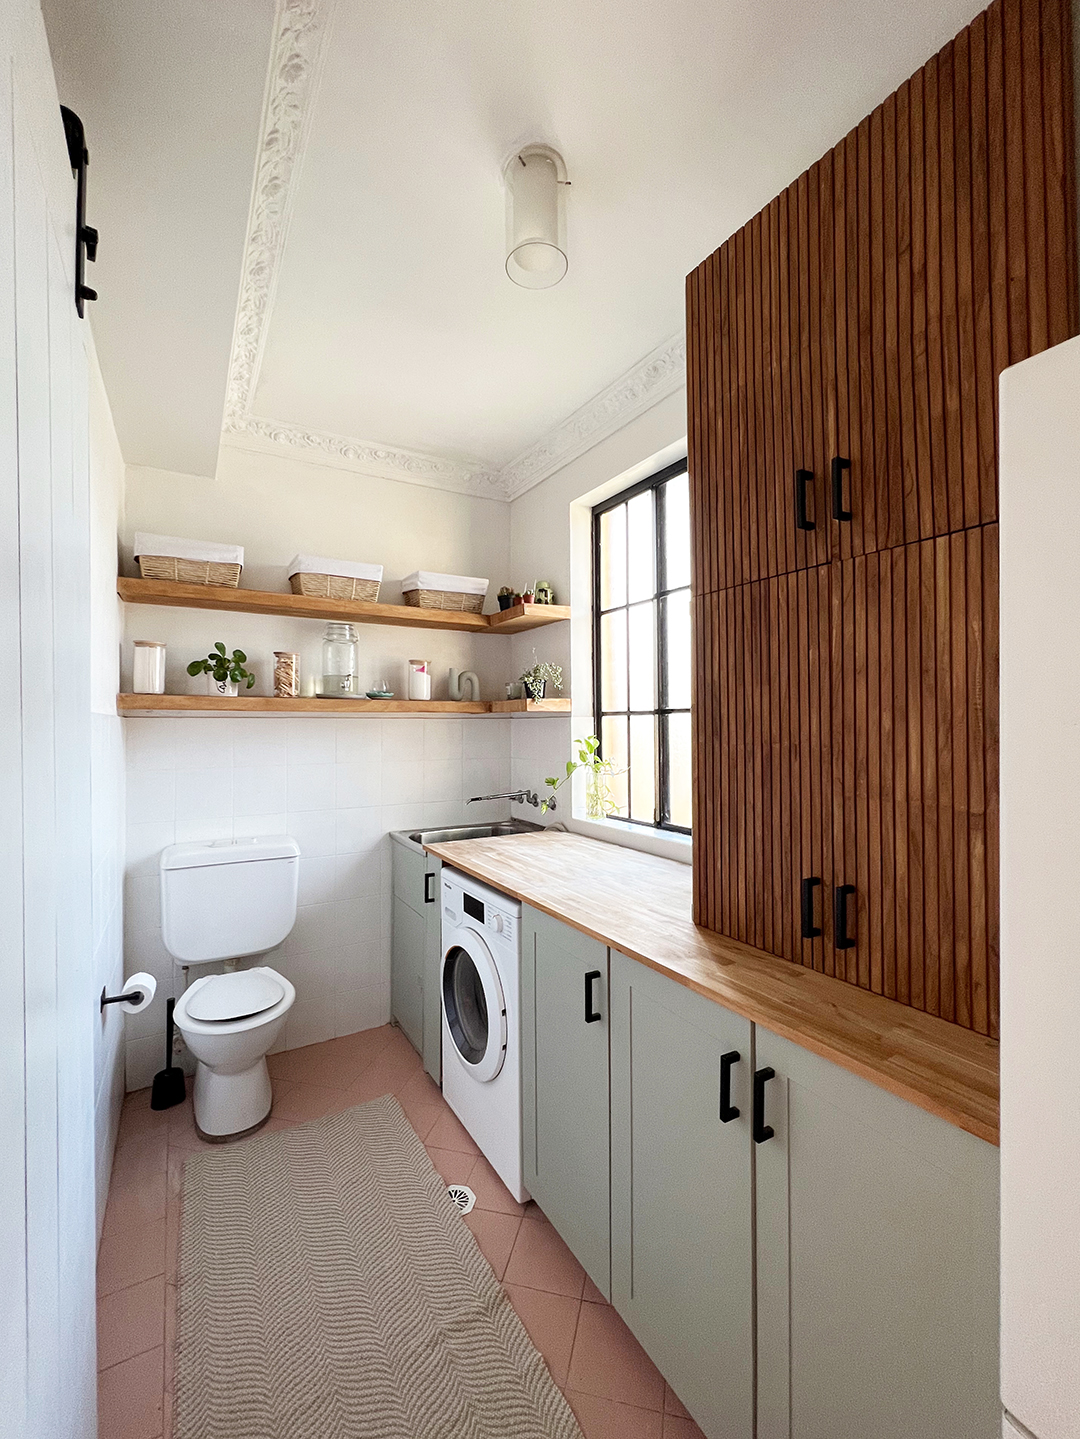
440,868,530,1204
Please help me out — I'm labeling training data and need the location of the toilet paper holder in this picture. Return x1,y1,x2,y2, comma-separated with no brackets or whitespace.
100,986,143,1010
99,972,157,1014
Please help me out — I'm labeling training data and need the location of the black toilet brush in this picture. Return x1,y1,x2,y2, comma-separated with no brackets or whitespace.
150,997,186,1110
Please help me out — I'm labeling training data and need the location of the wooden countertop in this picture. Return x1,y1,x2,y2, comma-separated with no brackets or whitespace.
424,831,999,1145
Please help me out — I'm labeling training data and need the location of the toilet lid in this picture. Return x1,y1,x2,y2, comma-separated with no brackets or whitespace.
186,970,285,1023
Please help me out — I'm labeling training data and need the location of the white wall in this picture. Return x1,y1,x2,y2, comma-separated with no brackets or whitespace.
507,388,692,861
122,713,510,1087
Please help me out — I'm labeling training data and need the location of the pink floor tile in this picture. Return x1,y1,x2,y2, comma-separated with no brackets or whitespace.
468,1152,527,1216
396,1069,446,1139
565,1390,664,1439
270,1080,354,1123
463,1208,522,1281
163,1284,177,1398
346,1041,424,1104
568,1301,666,1412
97,1276,166,1372
583,1274,609,1305
664,1384,691,1418
98,1346,164,1439
504,1283,581,1388
503,1214,587,1298
425,1145,477,1186
98,1218,167,1298
267,1026,394,1087
424,1105,481,1155
662,1414,707,1438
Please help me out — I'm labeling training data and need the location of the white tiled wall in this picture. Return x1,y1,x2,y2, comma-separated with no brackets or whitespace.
123,714,512,1089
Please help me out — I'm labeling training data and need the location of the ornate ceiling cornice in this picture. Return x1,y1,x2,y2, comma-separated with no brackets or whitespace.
221,1,685,503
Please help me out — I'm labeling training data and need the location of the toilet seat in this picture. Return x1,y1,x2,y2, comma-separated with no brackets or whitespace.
174,967,295,1037
185,968,285,1023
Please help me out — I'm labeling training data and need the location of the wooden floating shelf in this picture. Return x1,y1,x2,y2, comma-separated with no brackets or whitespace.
117,694,572,717
117,577,570,635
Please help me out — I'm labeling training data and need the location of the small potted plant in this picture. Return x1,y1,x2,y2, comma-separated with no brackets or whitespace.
187,642,256,697
521,586,536,605
497,585,515,611
542,735,624,818
519,657,563,701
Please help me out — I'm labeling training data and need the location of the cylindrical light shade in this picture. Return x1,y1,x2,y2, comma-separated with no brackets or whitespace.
504,145,567,289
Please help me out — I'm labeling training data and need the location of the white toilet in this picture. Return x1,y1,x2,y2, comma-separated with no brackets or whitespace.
160,836,300,1140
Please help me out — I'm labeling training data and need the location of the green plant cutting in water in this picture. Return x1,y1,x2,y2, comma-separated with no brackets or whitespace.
542,735,623,817
187,642,256,689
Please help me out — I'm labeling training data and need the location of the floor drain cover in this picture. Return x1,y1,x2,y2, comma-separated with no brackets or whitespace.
447,1184,476,1215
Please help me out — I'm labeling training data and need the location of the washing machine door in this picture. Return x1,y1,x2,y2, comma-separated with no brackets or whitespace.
441,926,507,1082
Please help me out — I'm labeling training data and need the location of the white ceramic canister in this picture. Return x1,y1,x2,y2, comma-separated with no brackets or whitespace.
132,640,166,694
408,660,431,700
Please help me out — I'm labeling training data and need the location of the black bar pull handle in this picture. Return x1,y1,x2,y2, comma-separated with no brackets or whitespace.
424,872,436,903
719,1050,741,1122
800,876,822,939
834,884,856,949
584,970,602,1023
753,1067,776,1143
795,468,815,531
831,456,852,522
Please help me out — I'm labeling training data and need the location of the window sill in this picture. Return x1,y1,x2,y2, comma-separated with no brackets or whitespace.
563,813,692,865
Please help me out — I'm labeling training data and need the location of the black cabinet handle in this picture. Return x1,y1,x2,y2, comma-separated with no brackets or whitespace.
584,970,602,1023
424,872,436,903
800,876,822,939
794,468,815,531
834,884,856,949
831,456,852,522
753,1067,776,1143
719,1050,741,1122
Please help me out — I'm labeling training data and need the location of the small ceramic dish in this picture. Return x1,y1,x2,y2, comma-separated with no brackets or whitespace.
366,689,395,699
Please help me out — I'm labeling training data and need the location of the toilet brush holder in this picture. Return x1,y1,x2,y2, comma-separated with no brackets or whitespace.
151,997,187,1110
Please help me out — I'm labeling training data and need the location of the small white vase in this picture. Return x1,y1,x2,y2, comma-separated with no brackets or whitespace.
206,675,239,698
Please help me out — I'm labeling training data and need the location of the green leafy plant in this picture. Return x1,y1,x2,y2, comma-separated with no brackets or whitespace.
186,642,255,689
519,658,563,699
542,734,623,816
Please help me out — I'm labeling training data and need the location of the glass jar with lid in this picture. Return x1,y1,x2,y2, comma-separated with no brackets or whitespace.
320,623,358,696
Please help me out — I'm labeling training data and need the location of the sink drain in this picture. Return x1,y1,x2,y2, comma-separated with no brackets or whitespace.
447,1184,476,1215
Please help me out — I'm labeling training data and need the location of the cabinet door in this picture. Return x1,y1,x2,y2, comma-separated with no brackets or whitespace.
521,905,610,1295
609,953,754,1439
754,1026,999,1439
390,894,424,1055
693,565,836,974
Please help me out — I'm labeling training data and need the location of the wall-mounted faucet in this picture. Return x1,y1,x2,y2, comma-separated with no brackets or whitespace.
467,789,553,811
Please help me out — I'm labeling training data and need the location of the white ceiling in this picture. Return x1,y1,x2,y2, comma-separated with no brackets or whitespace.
45,0,987,486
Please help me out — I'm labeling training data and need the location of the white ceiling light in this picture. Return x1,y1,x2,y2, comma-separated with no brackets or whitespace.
503,144,568,290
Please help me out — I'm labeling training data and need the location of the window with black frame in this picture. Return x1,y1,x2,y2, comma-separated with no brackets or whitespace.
592,460,691,833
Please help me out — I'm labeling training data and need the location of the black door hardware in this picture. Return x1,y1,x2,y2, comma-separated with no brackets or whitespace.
60,106,98,316
424,872,437,903
753,1067,776,1144
584,970,602,1023
795,469,816,531
719,1050,741,1122
831,456,852,522
800,876,822,938
834,883,856,949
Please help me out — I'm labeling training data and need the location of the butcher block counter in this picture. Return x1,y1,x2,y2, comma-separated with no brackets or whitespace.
424,829,999,1144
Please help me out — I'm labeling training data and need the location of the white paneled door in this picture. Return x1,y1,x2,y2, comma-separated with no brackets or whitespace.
0,9,97,1438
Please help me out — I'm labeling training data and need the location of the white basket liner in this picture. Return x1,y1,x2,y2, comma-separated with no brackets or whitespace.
134,532,244,566
401,570,489,596
287,554,384,582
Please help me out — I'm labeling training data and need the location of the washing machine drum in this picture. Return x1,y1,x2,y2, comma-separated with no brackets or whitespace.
442,928,507,1082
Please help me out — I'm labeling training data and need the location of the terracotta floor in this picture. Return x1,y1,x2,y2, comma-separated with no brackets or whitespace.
97,1023,704,1439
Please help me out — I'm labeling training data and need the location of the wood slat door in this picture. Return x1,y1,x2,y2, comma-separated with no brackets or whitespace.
835,526,999,1036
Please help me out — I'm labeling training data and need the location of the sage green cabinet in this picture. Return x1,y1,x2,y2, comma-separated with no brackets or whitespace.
753,1026,999,1439
389,838,442,1081
521,904,611,1297
609,951,754,1439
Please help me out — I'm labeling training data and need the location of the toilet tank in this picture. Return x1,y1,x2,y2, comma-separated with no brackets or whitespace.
160,836,300,963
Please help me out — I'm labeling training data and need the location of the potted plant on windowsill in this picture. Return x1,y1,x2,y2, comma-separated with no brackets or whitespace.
542,735,624,818
187,642,256,697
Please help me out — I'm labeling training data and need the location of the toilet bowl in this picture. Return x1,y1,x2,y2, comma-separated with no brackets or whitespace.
159,836,300,1140
173,967,295,1139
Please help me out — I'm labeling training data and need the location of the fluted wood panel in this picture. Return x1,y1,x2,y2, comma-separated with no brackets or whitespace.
693,527,999,1035
687,0,1077,598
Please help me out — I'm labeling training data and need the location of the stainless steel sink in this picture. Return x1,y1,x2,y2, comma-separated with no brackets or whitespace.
409,818,544,846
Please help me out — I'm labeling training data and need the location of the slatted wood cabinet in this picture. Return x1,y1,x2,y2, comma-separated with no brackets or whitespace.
689,0,1076,1039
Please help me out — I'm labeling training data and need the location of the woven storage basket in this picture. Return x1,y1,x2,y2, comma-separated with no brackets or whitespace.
138,555,242,588
403,587,485,613
290,572,381,602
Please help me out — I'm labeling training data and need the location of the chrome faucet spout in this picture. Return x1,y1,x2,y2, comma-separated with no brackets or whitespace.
467,788,550,810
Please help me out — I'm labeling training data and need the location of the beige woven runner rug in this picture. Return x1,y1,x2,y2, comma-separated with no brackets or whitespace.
175,1095,582,1439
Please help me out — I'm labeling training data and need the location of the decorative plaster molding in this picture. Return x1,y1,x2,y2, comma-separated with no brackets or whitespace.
497,334,686,501
222,0,335,431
